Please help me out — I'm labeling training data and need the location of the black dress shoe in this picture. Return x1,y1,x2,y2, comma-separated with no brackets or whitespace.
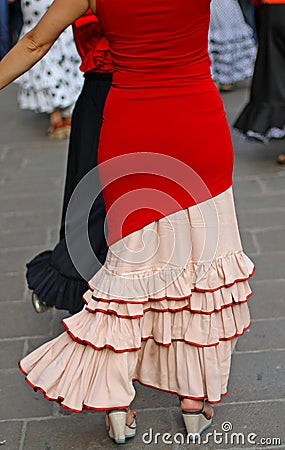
31,292,52,313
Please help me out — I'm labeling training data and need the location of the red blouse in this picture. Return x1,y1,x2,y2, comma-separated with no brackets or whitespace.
253,0,285,3
72,10,113,73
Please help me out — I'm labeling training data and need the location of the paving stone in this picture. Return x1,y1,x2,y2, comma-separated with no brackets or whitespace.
0,371,53,420
0,141,66,160
0,210,60,233
249,252,285,282
25,308,73,344
235,319,285,352
0,156,25,171
0,149,65,171
220,81,250,115
22,401,285,450
249,280,285,319
0,193,62,214
6,165,64,180
235,194,285,212
225,351,285,403
233,134,284,158
233,179,263,198
0,229,47,249
132,382,179,410
0,172,8,185
237,210,285,231
1,87,70,151
22,412,159,450
171,400,285,449
1,86,48,145
260,174,285,194
23,313,72,353
0,247,44,274
130,409,174,449
26,337,53,354
51,311,70,336
239,230,258,254
234,154,285,177
21,151,67,170
0,421,23,450
255,228,285,253
0,340,25,369
0,273,26,302
0,302,51,339
0,158,63,176
48,227,60,246
20,165,65,183
1,176,63,195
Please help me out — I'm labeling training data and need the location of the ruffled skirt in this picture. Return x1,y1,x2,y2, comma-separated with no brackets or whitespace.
15,0,83,113
19,187,254,411
234,4,285,142
209,0,256,84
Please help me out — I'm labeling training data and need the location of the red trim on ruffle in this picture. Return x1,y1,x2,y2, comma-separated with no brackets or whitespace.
188,293,252,315
18,361,28,376
141,336,216,348
85,290,193,304
193,268,255,293
220,322,251,341
82,405,129,412
85,270,254,306
140,323,251,347
83,293,252,318
60,320,251,354
85,306,143,318
132,378,227,404
85,290,149,305
19,361,227,412
19,362,129,413
149,295,191,302
63,322,141,353
85,304,191,318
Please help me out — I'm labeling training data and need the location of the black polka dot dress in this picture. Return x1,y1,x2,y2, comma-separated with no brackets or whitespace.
16,0,83,113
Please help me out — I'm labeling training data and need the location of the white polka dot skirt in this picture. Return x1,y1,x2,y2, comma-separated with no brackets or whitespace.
16,0,83,114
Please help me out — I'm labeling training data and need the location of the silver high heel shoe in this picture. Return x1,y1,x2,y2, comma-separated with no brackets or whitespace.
181,399,214,439
105,409,137,444
31,292,52,313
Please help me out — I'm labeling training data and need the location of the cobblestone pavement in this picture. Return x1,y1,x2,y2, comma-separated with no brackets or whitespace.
0,83,285,450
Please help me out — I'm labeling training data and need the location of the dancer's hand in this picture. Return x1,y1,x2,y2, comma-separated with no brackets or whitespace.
0,0,90,90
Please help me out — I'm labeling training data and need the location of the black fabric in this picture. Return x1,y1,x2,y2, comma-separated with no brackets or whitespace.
234,4,285,140
26,75,112,313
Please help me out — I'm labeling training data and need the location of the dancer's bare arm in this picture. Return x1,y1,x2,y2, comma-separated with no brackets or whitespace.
0,0,93,89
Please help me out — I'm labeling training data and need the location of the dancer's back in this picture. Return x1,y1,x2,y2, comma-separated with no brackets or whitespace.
96,0,234,244
96,0,211,86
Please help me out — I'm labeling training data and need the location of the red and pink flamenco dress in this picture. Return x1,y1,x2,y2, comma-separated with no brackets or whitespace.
19,0,254,411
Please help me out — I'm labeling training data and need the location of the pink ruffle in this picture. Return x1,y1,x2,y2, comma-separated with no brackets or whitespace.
19,188,255,410
20,332,237,410
87,250,254,301
63,287,250,351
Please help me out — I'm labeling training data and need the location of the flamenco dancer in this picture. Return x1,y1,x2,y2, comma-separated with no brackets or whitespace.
0,0,254,444
209,0,256,91
16,0,83,138
27,11,113,314
234,0,285,163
